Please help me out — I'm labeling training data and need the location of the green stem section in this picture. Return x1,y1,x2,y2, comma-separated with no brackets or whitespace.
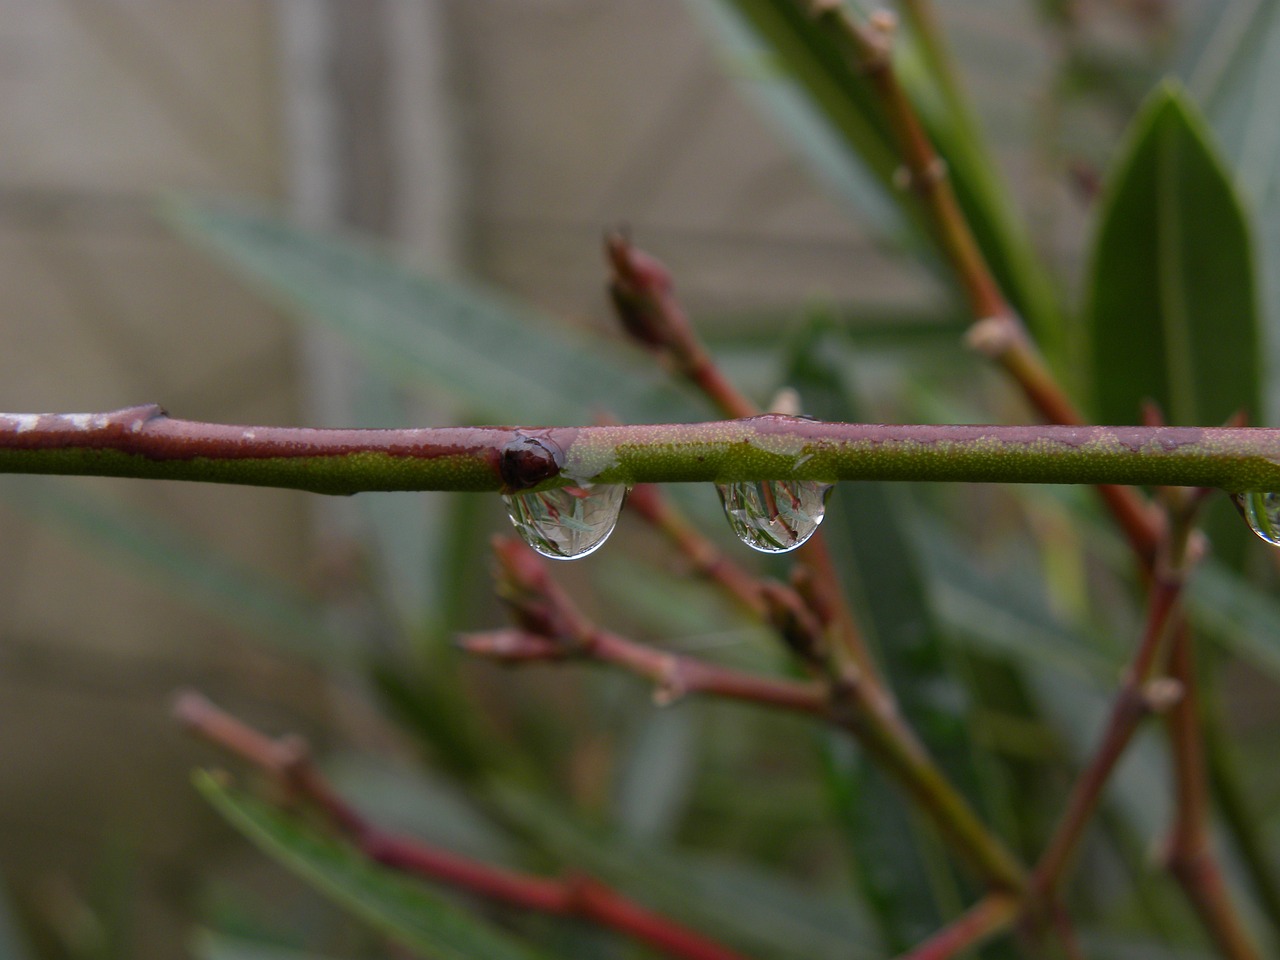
3,406,1280,495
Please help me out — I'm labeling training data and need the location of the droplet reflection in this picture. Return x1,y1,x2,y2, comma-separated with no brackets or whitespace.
1238,491,1280,546
503,484,626,560
716,479,832,554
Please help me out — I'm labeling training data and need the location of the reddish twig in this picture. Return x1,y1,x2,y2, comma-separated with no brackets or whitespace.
808,2,1162,567
460,627,828,717
894,893,1018,960
1030,571,1188,904
606,231,884,687
624,482,767,618
174,691,754,960
483,537,1026,894
1163,623,1264,960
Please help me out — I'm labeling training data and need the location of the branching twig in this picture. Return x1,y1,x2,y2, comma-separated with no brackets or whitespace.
606,233,883,685
808,1,1162,566
174,691,755,960
478,537,1027,894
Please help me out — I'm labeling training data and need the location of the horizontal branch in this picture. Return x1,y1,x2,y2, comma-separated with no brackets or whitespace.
2,405,1279,495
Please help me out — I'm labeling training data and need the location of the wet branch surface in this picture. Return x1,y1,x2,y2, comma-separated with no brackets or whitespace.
3,405,1280,494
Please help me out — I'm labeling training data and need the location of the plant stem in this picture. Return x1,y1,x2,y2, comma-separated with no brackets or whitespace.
174,691,754,960
4,407,1280,493
487,538,1027,894
894,892,1018,960
809,2,1162,564
459,628,828,716
625,483,766,617
606,233,882,684
1164,625,1264,960
1030,573,1186,903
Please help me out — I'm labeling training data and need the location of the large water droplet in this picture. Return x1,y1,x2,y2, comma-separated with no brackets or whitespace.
716,480,832,554
503,484,626,560
1238,491,1280,546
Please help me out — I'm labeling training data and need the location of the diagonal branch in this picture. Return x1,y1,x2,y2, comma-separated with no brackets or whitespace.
174,690,755,960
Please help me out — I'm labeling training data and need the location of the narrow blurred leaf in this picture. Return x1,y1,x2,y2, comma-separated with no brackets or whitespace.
916,520,1119,683
164,200,701,426
195,773,549,960
614,706,699,844
1086,83,1259,429
0,477,342,660
191,931,345,960
0,877,33,960
491,784,876,960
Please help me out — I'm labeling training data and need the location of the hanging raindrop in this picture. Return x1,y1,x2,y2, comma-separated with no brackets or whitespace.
503,484,626,560
716,479,832,554
1237,491,1280,546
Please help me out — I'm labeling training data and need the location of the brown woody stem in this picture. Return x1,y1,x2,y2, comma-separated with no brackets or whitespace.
174,691,753,960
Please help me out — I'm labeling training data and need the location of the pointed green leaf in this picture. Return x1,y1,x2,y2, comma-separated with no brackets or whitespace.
163,200,701,426
1086,83,1260,429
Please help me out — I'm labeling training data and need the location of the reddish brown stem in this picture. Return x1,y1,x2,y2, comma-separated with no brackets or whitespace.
1031,574,1185,902
1164,625,1264,960
895,893,1018,960
460,628,828,717
625,482,766,618
488,537,1026,893
174,691,754,960
605,233,883,686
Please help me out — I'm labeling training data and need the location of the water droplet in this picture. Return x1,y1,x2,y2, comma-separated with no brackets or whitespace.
1238,491,1280,546
503,484,625,560
716,480,832,554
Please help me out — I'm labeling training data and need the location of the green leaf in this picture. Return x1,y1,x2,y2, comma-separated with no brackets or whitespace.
195,772,549,960
1086,82,1260,429
163,200,701,426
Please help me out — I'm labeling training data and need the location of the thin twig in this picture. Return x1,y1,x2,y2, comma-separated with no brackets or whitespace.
1164,624,1264,960
625,483,766,617
605,233,883,684
808,2,1162,566
174,691,755,960
894,893,1018,960
482,537,1026,894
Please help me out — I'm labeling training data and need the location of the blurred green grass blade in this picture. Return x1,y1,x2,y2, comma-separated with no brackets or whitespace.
490,783,877,960
195,773,550,960
163,200,700,426
916,522,1118,683
1086,82,1260,429
1190,560,1280,680
191,931,346,960
0,477,342,660
613,706,699,844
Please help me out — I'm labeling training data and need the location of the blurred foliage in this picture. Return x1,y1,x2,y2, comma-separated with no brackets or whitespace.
11,2,1280,958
